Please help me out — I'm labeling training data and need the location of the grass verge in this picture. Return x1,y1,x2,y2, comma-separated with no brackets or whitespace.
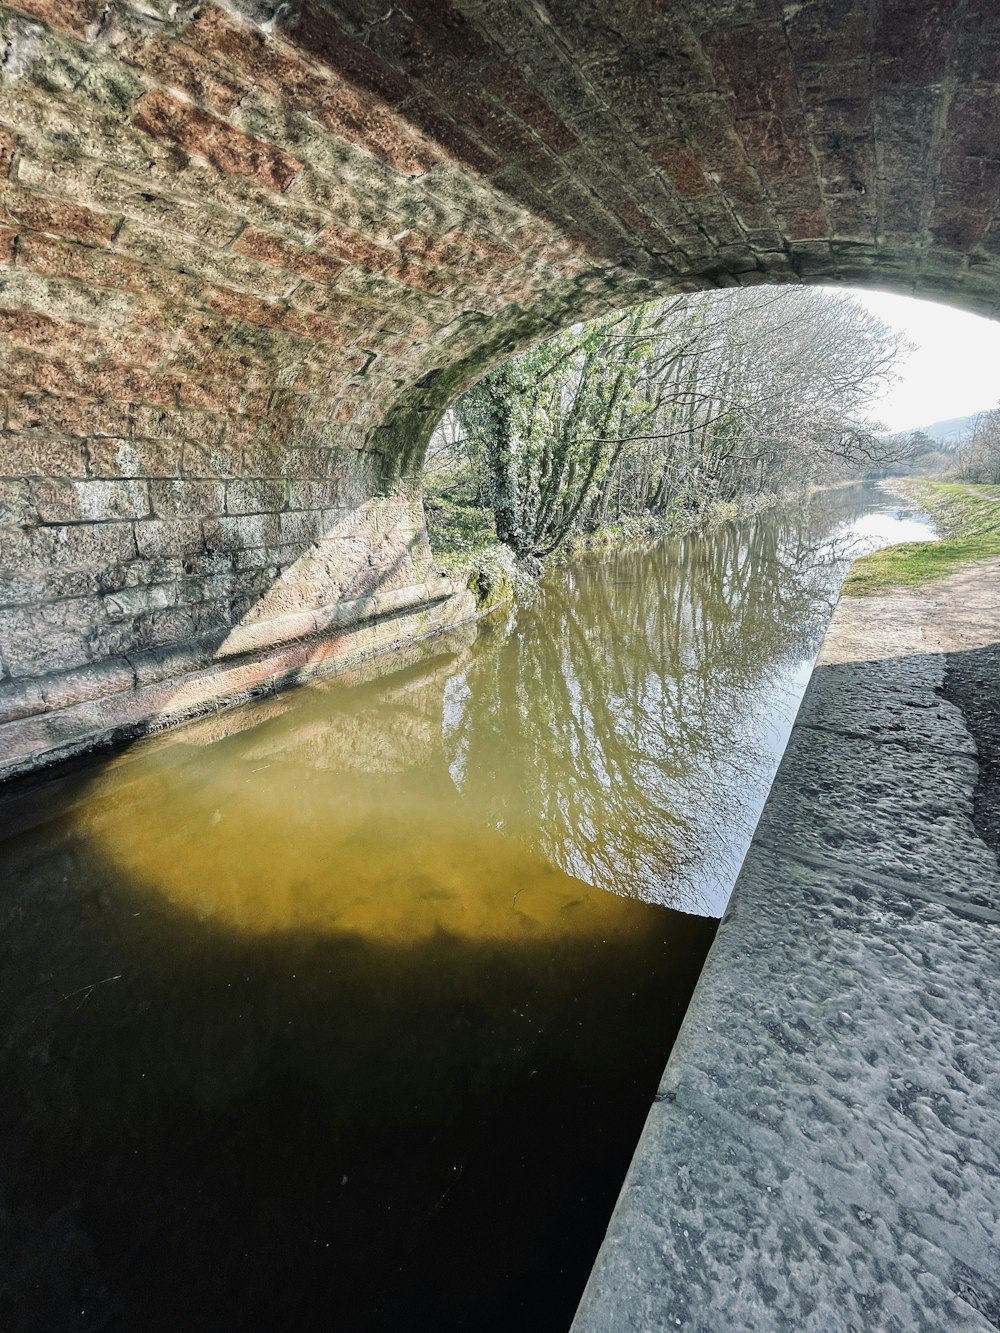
843,481,1000,596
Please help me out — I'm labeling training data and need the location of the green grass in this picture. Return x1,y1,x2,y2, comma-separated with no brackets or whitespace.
843,481,1000,596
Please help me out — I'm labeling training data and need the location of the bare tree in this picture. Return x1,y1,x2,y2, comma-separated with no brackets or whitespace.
954,407,1000,484
440,287,908,561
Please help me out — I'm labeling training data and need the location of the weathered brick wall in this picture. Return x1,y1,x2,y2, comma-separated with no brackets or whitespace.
1,0,998,776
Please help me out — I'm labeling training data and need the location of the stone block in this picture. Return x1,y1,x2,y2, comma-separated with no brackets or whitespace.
0,479,31,525
46,522,137,568
150,479,226,519
102,583,176,622
181,441,244,478
133,518,205,559
0,604,93,676
38,657,135,712
225,478,288,514
88,438,182,479
132,90,304,191
204,513,281,551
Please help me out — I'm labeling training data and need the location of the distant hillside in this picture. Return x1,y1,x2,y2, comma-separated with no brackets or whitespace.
916,412,990,445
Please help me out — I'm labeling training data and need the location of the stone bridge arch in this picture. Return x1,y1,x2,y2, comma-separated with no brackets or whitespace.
1,0,997,776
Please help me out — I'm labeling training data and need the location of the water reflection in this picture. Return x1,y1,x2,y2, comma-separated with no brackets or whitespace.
444,484,933,915
0,483,930,1332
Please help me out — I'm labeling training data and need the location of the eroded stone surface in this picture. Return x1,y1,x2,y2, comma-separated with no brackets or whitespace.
573,567,1000,1332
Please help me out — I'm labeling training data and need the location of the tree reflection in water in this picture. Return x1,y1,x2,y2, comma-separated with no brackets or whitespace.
445,487,896,915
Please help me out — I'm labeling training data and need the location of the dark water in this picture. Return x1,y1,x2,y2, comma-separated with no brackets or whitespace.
0,485,931,1332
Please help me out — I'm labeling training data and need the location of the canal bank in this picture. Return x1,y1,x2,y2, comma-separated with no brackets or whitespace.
573,557,1000,1331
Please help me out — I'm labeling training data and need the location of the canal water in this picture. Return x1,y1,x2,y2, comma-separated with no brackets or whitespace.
0,485,931,1332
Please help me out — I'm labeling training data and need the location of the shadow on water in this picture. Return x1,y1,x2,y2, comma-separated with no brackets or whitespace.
0,640,716,1333
0,483,932,1332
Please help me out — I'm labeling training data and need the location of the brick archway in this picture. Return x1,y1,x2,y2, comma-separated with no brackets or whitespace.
1,0,996,775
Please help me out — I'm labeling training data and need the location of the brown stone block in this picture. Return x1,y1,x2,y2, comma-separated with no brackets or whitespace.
0,187,117,247
785,207,829,240
0,224,14,262
385,257,450,295
313,87,442,177
93,369,181,411
283,2,414,107
447,227,521,271
6,0,104,39
132,90,303,192
189,7,329,109
650,141,713,197
317,224,396,272
278,306,352,344
203,285,288,331
150,479,226,519
234,226,346,283
478,57,579,154
0,305,76,353
0,312,168,375
123,33,250,119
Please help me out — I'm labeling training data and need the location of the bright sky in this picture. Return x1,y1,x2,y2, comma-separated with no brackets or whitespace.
837,287,1000,433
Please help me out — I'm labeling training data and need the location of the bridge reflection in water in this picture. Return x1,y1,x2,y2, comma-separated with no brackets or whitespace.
0,485,929,1332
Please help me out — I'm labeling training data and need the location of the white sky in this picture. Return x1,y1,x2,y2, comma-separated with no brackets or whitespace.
838,287,1000,433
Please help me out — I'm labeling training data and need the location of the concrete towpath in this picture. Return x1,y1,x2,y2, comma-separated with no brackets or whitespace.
573,559,1000,1331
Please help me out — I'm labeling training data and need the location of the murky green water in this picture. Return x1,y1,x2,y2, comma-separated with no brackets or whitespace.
0,485,931,1332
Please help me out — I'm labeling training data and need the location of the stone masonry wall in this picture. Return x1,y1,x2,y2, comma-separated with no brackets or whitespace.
2,0,999,776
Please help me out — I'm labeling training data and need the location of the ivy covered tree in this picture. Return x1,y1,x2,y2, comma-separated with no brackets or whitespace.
441,288,907,563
